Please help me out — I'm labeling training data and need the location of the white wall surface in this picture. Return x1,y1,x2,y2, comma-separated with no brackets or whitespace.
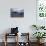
0,0,36,42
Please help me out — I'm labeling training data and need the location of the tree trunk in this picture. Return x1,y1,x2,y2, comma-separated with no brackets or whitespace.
37,39,40,46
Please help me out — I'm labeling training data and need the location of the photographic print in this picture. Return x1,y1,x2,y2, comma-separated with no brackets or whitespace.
10,8,24,17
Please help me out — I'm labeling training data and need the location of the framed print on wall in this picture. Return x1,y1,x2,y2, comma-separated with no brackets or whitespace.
37,0,46,18
10,8,24,17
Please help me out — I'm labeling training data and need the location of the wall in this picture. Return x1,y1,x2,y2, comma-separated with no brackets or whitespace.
0,0,36,42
